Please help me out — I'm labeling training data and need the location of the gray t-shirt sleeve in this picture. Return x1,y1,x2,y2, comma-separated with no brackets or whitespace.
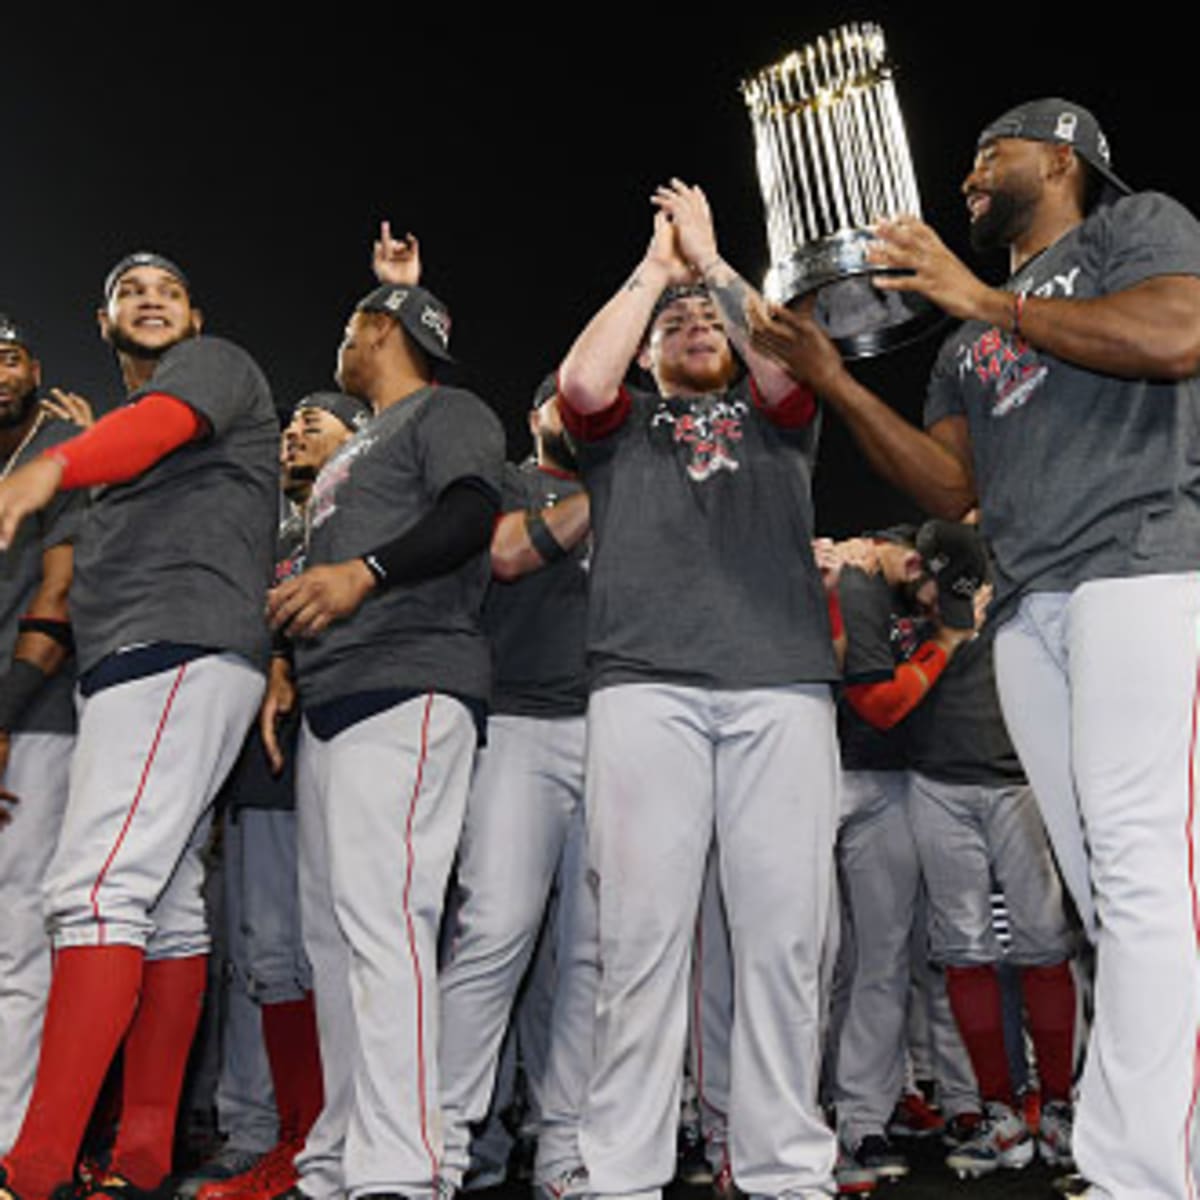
416,388,505,500
136,336,264,438
924,331,968,428
1090,192,1200,293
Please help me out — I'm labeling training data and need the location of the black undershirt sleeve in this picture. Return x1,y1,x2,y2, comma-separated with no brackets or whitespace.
361,477,500,589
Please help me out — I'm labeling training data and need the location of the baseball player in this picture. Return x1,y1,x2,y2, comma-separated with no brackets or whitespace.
438,376,593,1200
263,268,504,1200
178,392,370,1200
0,315,86,1155
558,179,840,1199
0,253,278,1200
827,527,982,1187
900,520,1077,1180
750,98,1200,1199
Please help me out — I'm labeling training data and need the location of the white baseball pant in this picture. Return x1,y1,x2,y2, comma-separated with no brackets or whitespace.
994,574,1200,1199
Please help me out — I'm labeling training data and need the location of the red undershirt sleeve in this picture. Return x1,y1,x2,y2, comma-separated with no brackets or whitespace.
749,375,818,429
43,393,206,490
844,640,949,730
557,378,633,442
827,590,844,641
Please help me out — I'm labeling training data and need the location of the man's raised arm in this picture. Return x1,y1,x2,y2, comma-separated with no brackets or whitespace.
652,177,798,404
558,211,692,415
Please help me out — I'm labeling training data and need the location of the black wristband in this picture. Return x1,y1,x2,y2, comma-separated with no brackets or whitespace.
18,616,75,652
525,509,567,564
361,553,389,590
0,659,50,731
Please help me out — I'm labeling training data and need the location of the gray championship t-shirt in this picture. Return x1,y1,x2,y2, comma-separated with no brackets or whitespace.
925,192,1200,611
0,414,86,733
485,460,589,717
573,379,838,690
295,385,505,707
903,619,1025,787
70,336,279,674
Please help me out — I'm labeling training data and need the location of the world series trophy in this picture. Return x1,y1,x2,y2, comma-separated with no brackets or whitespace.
742,23,942,358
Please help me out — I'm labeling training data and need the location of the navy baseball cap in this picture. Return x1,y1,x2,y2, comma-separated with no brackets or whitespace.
104,252,191,302
0,312,34,355
649,283,710,327
977,99,1131,201
356,284,454,364
916,519,990,631
292,391,371,433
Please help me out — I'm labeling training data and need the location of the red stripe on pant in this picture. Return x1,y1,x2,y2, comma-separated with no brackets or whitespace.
401,694,439,1180
87,664,189,942
1183,651,1200,1197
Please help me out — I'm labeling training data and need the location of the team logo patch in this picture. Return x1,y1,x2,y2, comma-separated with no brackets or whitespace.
650,396,747,482
1054,111,1078,142
957,318,1047,419
308,431,377,531
891,615,927,661
383,289,408,311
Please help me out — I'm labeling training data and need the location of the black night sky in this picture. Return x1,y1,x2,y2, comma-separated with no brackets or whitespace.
2,9,1192,536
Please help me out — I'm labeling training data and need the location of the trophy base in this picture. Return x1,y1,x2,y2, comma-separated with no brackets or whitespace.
764,229,946,360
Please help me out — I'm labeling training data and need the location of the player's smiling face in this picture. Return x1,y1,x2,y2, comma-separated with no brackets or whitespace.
285,407,350,476
0,342,41,429
640,296,736,396
282,405,352,499
962,138,1047,253
99,265,200,358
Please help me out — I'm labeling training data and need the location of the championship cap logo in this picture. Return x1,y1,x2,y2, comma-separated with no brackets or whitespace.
383,289,408,312
420,305,451,348
1055,111,1078,142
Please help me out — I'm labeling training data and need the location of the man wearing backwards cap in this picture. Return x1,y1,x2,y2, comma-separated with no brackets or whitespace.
0,315,86,1157
264,224,504,1200
558,179,839,1199
0,254,278,1200
751,98,1200,1198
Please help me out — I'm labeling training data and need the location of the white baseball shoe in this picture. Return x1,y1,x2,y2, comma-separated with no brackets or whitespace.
535,1166,589,1200
1038,1099,1075,1169
944,1100,1034,1179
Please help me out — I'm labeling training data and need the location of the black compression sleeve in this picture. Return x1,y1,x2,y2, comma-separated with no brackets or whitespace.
361,477,500,589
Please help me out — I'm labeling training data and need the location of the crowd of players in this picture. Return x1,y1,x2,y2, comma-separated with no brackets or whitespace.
3,94,1200,1200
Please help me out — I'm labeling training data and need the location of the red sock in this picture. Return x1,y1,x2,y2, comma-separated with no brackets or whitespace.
108,955,207,1189
2,945,143,1200
1020,962,1077,1102
945,963,1015,1106
260,993,324,1141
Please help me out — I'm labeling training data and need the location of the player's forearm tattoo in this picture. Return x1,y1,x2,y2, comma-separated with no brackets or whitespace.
624,269,648,293
702,260,753,342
